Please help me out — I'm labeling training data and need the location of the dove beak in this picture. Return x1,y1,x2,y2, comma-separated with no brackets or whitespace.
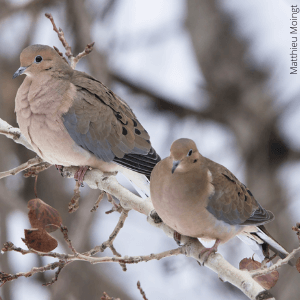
172,160,181,174
13,66,27,79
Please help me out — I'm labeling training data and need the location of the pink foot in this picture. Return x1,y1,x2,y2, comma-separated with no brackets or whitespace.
173,231,182,246
74,166,89,186
200,239,221,264
55,165,64,173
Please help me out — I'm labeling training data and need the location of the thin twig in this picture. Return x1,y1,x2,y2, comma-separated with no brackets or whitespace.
34,175,38,198
91,191,105,212
42,260,67,286
77,247,184,265
2,242,70,260
137,281,148,300
0,156,44,180
249,246,300,277
60,225,78,255
68,181,81,213
23,162,52,178
101,291,121,300
106,193,122,214
45,13,72,58
70,42,95,69
0,261,62,287
45,13,95,69
1,240,183,287
53,46,69,64
84,209,129,256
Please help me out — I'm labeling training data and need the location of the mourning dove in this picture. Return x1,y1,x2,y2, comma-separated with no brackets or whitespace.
150,138,289,261
13,44,160,196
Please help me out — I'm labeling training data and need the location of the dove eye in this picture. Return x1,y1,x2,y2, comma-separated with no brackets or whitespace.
35,55,43,63
187,149,193,156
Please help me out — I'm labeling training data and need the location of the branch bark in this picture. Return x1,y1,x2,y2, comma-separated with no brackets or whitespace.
0,156,44,179
0,118,33,151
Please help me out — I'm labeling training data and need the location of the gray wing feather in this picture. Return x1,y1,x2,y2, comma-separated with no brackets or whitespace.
206,188,274,226
63,111,115,162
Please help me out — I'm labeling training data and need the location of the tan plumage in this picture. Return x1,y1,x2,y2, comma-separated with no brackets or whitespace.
14,44,160,194
150,138,288,259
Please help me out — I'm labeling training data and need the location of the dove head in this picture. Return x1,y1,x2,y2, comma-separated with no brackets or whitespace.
13,44,71,79
169,138,201,174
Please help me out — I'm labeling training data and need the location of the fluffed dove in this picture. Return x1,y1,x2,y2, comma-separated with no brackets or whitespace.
150,138,289,261
13,44,160,196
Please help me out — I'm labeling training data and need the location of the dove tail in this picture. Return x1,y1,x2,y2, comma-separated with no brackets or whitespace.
118,167,150,199
255,225,289,259
237,225,290,263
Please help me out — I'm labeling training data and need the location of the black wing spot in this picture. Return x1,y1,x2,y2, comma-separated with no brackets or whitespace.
238,192,241,196
122,127,128,135
193,159,198,163
132,119,138,127
245,195,247,202
116,113,128,125
247,189,253,196
222,173,236,183
135,128,141,135
146,140,151,144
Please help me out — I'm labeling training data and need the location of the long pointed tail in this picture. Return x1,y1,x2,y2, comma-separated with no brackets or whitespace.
255,225,289,259
237,225,289,262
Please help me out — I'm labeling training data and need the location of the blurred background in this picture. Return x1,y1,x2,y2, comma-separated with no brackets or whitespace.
0,0,300,299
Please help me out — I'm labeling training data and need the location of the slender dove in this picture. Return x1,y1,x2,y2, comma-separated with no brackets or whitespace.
150,138,289,261
13,44,160,196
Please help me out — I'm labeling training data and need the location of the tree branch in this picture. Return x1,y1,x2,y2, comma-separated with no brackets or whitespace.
0,156,44,179
59,166,274,300
0,118,33,151
249,246,300,277
45,13,95,69
0,121,280,299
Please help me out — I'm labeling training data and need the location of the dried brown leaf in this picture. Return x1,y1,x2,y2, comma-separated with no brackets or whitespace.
24,228,58,252
239,257,279,290
27,198,62,232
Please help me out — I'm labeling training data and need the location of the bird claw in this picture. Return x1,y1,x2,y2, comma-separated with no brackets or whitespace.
74,166,89,186
55,164,64,172
199,239,221,265
173,231,182,246
150,210,163,224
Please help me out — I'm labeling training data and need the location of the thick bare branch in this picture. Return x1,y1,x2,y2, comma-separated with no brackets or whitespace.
0,118,33,151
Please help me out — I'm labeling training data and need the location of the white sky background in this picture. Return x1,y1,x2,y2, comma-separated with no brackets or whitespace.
1,0,300,299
